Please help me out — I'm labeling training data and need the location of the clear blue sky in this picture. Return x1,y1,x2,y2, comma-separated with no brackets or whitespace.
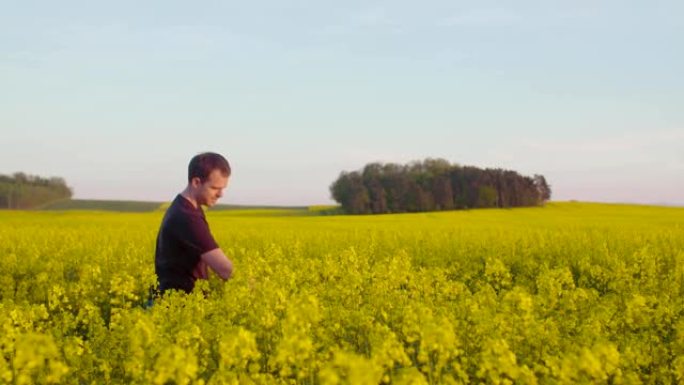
2,1,683,205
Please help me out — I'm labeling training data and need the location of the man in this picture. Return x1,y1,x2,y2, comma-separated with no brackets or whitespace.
154,152,234,295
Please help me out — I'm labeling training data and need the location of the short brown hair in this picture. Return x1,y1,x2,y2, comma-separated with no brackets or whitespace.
188,152,231,182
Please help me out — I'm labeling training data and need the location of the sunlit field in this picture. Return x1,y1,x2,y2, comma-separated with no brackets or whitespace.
1,202,683,384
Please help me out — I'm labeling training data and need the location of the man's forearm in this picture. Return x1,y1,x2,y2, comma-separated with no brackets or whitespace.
201,248,233,280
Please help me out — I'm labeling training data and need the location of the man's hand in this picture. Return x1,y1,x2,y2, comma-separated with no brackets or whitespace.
192,259,209,280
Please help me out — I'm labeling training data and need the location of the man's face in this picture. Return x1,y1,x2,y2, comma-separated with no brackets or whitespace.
192,169,229,207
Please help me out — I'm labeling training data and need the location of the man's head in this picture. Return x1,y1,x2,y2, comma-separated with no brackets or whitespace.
187,152,231,207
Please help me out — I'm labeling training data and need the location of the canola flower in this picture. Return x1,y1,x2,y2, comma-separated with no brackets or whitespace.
0,202,683,384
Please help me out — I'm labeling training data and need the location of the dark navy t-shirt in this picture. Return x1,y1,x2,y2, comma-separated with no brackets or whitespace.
155,194,218,293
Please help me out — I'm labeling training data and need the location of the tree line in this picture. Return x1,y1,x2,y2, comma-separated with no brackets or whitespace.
0,172,73,209
330,159,551,214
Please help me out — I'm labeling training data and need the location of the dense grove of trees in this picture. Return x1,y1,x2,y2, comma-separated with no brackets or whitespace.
0,172,73,209
330,159,551,214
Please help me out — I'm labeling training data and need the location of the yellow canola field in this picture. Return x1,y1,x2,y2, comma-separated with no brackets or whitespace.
1,202,683,384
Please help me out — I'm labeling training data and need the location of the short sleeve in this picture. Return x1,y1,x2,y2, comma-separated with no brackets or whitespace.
174,214,219,256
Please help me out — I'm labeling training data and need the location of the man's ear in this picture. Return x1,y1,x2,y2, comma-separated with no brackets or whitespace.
190,177,202,188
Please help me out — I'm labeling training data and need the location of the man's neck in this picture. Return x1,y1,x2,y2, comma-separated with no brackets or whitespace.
180,188,198,209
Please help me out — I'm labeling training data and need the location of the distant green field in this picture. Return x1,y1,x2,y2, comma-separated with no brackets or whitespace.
40,199,164,212
38,199,319,213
